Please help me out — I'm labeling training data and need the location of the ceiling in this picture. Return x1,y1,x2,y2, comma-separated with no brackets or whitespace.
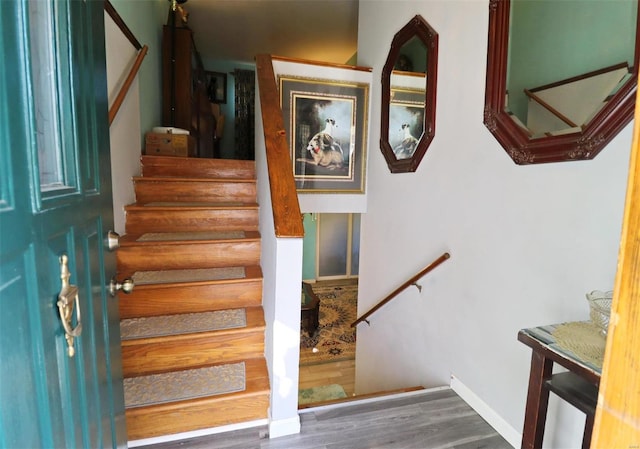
180,0,359,65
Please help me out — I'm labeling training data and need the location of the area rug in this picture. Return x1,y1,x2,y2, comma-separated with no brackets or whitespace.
298,384,347,405
299,283,357,366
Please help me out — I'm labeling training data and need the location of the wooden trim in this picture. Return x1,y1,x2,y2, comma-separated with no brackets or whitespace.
255,54,304,238
104,0,142,50
591,78,640,448
270,54,372,73
351,252,450,327
108,45,148,125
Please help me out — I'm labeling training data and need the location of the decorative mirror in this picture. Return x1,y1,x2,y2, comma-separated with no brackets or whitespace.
484,0,640,164
381,15,438,173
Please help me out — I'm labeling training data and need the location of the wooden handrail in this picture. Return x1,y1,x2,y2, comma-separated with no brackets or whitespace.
255,54,304,238
104,0,148,126
104,0,142,50
351,252,450,327
524,89,577,129
108,45,148,125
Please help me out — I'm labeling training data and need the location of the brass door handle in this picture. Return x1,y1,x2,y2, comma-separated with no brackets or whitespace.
57,254,82,358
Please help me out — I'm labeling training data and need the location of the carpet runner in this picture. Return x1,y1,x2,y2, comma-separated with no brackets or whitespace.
124,362,246,408
120,309,247,340
132,267,245,285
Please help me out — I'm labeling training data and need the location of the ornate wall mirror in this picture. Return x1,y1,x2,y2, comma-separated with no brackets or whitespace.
381,15,438,173
484,0,640,164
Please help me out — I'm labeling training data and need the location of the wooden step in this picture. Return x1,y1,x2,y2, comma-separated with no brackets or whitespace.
297,386,426,410
125,358,269,441
117,231,261,276
119,265,263,319
133,177,257,204
122,306,265,377
140,155,256,179
124,202,259,233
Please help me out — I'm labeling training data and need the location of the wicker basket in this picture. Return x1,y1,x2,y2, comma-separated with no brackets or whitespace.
586,290,613,335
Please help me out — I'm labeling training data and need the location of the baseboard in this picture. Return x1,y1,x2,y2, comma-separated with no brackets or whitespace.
450,375,520,448
268,415,301,439
127,419,268,447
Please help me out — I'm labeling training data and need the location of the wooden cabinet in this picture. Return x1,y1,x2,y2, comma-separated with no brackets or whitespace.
161,24,215,157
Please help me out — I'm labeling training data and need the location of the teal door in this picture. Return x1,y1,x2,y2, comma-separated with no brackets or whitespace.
0,1,126,448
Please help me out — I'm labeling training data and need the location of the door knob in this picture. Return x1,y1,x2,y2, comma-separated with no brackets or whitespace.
109,277,134,296
105,230,120,251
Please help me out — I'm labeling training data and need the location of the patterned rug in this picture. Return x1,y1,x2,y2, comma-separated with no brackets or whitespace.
300,283,357,366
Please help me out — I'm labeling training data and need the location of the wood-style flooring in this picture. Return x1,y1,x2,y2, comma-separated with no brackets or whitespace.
139,388,512,448
298,278,358,403
299,359,355,398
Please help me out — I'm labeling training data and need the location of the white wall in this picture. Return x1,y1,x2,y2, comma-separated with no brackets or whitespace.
356,2,631,448
255,83,303,438
105,13,143,234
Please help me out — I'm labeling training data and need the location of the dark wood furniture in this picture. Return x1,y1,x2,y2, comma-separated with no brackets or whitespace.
161,21,215,158
518,323,601,449
301,282,320,337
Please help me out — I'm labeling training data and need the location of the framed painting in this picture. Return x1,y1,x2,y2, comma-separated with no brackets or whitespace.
206,71,227,104
388,86,425,160
279,76,369,193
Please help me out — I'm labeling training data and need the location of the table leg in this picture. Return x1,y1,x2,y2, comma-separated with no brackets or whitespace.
582,413,595,449
522,350,553,449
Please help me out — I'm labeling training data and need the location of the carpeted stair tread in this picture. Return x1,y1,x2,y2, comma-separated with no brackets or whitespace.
135,230,247,242
124,362,246,408
132,267,246,285
120,309,247,340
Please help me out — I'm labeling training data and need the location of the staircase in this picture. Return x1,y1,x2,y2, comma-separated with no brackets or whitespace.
117,155,269,441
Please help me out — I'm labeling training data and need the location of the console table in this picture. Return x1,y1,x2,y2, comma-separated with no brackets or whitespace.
518,322,604,449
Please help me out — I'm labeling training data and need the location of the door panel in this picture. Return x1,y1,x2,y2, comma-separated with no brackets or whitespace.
0,1,126,447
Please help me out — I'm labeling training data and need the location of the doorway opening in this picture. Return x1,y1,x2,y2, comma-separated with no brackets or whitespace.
299,213,360,407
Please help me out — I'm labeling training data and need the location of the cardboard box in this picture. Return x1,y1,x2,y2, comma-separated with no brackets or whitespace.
145,132,195,157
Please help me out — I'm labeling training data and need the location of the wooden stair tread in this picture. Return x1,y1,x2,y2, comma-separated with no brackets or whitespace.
125,358,268,410
131,266,255,285
128,265,262,288
121,306,265,343
133,176,256,183
298,386,426,409
140,155,256,180
124,361,269,409
119,230,260,245
125,202,259,209
124,358,269,440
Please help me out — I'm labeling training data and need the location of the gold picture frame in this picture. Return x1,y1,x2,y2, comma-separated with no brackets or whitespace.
279,76,369,193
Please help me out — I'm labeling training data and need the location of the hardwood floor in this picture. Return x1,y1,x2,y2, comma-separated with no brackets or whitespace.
299,359,356,398
138,388,512,448
298,278,358,403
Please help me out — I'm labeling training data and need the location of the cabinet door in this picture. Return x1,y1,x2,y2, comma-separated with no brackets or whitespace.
162,25,192,130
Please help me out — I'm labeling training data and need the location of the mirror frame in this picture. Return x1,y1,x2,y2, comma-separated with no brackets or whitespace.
381,15,438,173
484,0,640,165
